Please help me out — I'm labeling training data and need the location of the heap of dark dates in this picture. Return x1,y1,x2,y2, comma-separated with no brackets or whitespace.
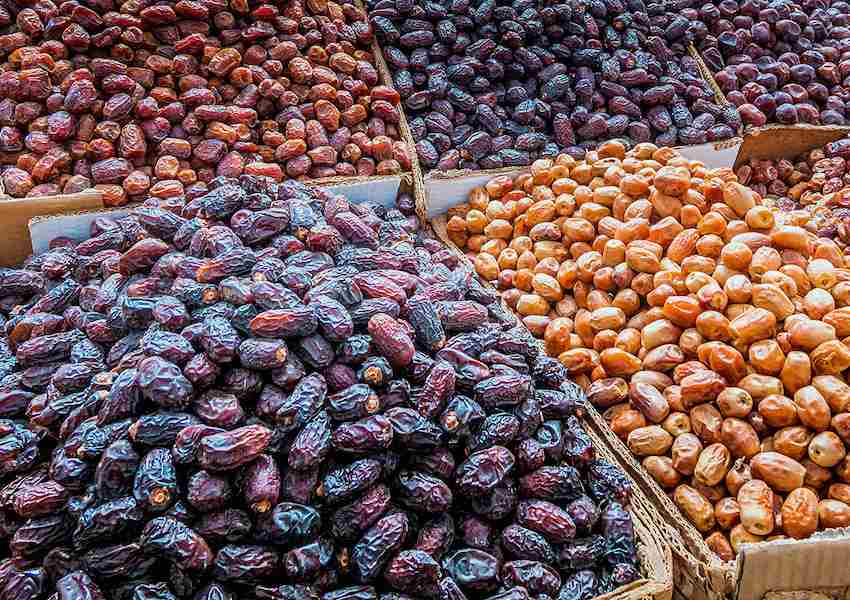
670,0,850,127
367,0,740,172
0,175,641,600
0,0,412,201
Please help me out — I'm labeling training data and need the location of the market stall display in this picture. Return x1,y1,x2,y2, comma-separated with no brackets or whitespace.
0,176,674,600
10,0,850,597
0,0,413,201
452,140,850,560
366,0,740,172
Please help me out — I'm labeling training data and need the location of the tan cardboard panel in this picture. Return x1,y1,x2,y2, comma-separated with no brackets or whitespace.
736,532,850,600
734,124,850,168
0,190,103,267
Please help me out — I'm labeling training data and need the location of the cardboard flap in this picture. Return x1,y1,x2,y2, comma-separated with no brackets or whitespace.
676,137,742,169
30,206,134,255
425,171,526,218
734,124,850,168
736,530,850,599
0,190,103,267
315,175,401,207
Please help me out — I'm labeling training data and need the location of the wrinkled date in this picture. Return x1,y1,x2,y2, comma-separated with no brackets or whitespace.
0,176,639,599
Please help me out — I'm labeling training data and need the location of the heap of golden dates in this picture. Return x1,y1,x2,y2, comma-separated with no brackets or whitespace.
447,140,850,558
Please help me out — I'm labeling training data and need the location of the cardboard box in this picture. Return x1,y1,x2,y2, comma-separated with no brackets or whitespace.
20,149,674,600
421,128,850,599
0,190,104,268
733,124,850,169
654,123,850,600
7,168,414,269
4,7,421,266
27,175,407,256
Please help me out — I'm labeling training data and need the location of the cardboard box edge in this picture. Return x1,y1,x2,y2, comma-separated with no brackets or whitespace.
27,177,405,257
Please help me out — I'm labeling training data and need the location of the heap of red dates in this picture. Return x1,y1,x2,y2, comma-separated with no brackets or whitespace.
0,0,412,203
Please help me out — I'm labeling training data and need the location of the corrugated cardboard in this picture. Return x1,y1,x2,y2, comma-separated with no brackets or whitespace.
735,531,850,600
734,124,850,169
0,190,104,267
425,168,518,218
421,127,850,599
27,175,404,256
17,142,675,600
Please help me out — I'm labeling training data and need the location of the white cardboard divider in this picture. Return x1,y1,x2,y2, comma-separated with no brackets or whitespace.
423,139,742,221
322,175,402,208
30,208,134,255
675,137,742,169
425,171,510,219
28,175,403,255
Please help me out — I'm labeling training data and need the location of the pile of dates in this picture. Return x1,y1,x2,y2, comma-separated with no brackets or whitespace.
0,0,412,201
454,141,850,558
0,175,641,600
736,137,850,241
671,0,850,126
367,0,740,172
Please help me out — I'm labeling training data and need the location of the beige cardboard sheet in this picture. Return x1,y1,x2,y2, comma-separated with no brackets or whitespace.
422,129,850,600
315,175,402,207
736,530,850,599
676,137,742,169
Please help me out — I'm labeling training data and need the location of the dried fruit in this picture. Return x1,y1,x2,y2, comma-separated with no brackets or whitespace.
0,177,638,599
0,0,412,197
372,0,734,172
458,142,850,557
